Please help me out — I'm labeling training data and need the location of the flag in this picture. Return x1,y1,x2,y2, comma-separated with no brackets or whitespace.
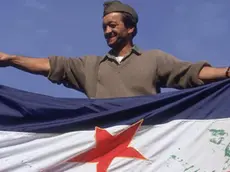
0,79,230,172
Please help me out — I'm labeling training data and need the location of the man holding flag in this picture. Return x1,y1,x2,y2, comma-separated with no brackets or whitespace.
0,1,230,171
0,0,229,99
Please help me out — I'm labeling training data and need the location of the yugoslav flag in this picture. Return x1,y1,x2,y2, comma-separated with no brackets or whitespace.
0,79,230,172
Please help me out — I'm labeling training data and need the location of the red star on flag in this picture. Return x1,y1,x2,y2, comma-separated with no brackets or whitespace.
67,119,147,172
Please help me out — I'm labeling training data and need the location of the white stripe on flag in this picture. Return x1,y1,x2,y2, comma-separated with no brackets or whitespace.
0,118,230,172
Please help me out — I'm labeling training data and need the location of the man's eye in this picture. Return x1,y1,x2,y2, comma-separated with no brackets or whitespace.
110,24,116,28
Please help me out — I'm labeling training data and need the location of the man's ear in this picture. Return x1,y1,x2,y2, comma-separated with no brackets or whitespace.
128,27,134,34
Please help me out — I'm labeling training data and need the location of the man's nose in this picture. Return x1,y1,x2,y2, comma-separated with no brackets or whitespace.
104,26,112,34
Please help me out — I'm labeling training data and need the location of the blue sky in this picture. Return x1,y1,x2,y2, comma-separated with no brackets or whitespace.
0,0,229,98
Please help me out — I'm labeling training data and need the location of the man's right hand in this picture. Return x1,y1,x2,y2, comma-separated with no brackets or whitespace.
0,52,13,67
0,52,50,75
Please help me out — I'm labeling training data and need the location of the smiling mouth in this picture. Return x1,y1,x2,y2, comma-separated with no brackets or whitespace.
107,36,116,41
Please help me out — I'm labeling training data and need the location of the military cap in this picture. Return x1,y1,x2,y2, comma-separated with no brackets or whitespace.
103,0,138,23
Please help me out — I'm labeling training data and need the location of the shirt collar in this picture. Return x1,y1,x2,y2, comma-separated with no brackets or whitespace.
102,45,142,62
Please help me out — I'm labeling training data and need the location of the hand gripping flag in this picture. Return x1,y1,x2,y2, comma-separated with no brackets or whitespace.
0,79,230,172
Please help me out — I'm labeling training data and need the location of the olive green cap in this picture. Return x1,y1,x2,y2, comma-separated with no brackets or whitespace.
103,0,138,23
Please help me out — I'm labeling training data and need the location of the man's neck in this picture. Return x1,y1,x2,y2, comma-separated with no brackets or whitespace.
112,42,133,56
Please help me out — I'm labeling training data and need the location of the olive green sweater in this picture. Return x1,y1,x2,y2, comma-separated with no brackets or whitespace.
48,47,210,98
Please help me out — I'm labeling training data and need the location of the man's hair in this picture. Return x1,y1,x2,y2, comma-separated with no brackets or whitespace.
121,12,137,38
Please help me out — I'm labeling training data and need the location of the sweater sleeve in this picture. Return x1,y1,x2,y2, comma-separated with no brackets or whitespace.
155,50,211,89
47,56,87,91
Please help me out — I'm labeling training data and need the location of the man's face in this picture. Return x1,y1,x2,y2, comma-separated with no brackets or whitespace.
103,12,132,48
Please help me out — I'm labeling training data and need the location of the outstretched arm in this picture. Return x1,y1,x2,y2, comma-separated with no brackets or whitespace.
198,66,230,82
155,50,229,89
0,52,50,76
0,51,89,93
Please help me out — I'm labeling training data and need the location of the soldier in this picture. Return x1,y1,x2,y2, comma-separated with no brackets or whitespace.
0,1,229,98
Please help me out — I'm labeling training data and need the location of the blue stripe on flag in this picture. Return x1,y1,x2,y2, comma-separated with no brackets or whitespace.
0,79,229,133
